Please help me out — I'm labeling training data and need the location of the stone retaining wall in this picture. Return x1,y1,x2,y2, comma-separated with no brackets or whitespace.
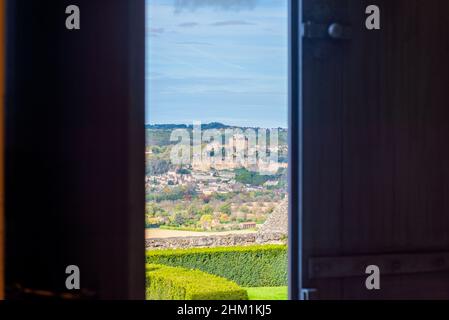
146,232,286,250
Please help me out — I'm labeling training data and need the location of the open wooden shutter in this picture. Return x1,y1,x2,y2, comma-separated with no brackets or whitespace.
302,0,449,299
5,0,145,299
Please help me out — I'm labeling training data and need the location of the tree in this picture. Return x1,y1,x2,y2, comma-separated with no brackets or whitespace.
200,194,211,203
219,203,231,215
219,213,230,223
146,159,170,175
201,205,214,216
240,206,250,213
199,214,213,229
146,203,166,217
177,168,191,175
173,213,186,226
187,204,199,218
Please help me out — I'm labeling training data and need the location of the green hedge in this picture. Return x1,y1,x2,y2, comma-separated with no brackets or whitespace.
146,245,287,287
146,264,248,300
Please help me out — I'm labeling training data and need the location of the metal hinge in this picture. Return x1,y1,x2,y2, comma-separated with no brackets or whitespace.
301,288,318,300
302,21,352,40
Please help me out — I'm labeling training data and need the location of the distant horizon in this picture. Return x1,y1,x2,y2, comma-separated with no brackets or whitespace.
145,121,288,129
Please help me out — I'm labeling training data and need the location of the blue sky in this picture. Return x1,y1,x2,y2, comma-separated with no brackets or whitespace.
146,0,288,128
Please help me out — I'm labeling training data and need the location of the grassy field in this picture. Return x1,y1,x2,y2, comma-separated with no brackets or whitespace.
244,287,288,300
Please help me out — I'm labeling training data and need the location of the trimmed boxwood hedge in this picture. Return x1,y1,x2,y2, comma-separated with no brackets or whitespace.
146,245,287,287
146,264,248,300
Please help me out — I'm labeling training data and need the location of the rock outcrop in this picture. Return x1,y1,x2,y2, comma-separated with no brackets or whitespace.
258,199,288,235
146,232,285,250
